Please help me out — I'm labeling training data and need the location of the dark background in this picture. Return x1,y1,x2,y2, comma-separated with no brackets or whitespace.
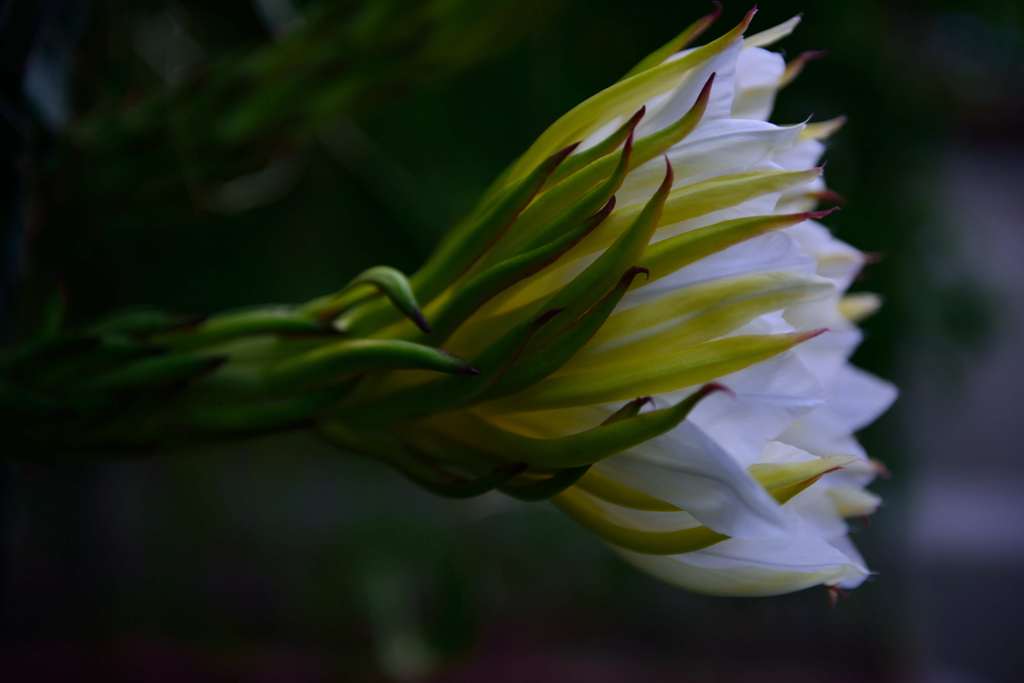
2,0,1023,680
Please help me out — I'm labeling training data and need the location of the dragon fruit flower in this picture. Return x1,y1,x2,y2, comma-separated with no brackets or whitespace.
3,7,896,599
314,8,896,597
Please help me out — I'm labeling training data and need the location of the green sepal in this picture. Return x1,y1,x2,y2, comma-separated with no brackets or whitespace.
421,197,616,345
338,308,566,423
627,72,715,167
305,266,430,332
488,76,708,267
79,353,227,394
577,468,680,512
342,143,578,337
89,307,203,337
506,127,634,258
33,335,169,390
162,306,331,351
496,397,652,502
437,383,726,469
545,107,645,187
483,265,648,399
750,456,852,504
496,9,753,189
317,419,524,499
396,447,526,499
497,330,825,411
0,335,101,375
121,388,348,444
499,466,590,502
536,158,672,327
554,488,728,555
265,339,477,391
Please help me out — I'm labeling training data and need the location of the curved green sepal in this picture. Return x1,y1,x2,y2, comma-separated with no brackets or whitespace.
442,383,726,469
162,307,330,350
266,339,476,390
484,265,648,399
89,308,203,337
554,488,728,555
578,470,681,512
488,127,636,263
496,395,653,502
500,466,590,502
80,353,226,394
423,197,616,345
546,107,646,187
342,143,578,336
338,308,566,423
398,448,527,499
305,266,429,333
751,456,852,504
538,158,672,327
497,9,753,189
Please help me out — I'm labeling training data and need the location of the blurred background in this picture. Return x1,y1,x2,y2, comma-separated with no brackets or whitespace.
1,0,1022,680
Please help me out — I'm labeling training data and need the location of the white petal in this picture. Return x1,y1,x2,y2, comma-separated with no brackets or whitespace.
596,420,789,538
828,486,882,518
731,47,786,120
785,220,865,291
827,536,871,589
687,353,824,467
790,328,862,386
617,532,868,597
619,118,805,203
773,138,826,171
825,365,899,432
780,365,896,457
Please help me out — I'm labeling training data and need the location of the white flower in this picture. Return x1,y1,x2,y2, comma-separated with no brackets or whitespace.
319,9,896,598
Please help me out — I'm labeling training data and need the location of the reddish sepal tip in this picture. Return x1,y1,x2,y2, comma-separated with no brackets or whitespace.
659,156,675,191
826,585,848,608
870,459,892,479
862,251,885,265
810,189,846,206
534,308,565,328
627,107,647,128
796,328,829,343
797,49,829,63
411,311,432,334
804,207,841,221
624,266,651,283
699,382,735,399
697,72,717,102
553,142,581,165
595,195,617,218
